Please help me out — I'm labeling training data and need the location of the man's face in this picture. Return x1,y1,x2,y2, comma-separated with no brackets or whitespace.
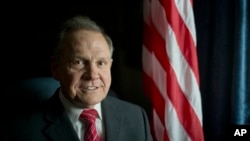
52,29,112,108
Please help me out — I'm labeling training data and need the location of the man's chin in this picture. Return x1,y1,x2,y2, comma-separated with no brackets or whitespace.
75,100,101,108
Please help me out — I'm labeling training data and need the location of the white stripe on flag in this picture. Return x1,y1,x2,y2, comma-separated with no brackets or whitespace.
164,100,191,141
143,0,204,140
174,0,197,46
142,45,167,100
153,109,165,141
150,0,203,122
143,45,189,141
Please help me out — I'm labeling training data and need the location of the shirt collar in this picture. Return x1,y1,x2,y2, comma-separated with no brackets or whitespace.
59,89,102,125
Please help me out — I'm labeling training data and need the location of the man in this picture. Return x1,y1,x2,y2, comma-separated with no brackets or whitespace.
4,15,153,141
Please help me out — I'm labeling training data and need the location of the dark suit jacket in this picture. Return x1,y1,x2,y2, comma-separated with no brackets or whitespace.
3,89,153,141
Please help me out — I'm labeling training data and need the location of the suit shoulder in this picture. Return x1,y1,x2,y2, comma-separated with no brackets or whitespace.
104,96,144,112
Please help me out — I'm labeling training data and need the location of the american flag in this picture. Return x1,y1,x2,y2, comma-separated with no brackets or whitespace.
142,0,204,141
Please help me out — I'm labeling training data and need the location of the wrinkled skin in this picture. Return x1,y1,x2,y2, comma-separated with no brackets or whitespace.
51,29,113,108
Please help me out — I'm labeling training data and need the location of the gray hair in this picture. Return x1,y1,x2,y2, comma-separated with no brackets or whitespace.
54,15,114,62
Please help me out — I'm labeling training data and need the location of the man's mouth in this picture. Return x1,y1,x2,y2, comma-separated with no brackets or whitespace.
81,86,101,90
85,86,98,90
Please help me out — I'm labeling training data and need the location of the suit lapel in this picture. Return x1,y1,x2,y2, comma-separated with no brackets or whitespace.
42,91,123,141
44,113,80,141
102,97,122,141
42,89,80,141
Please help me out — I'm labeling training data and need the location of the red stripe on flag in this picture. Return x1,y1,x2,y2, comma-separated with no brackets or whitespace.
143,0,204,140
142,71,170,141
143,18,203,140
143,22,168,70
159,0,200,84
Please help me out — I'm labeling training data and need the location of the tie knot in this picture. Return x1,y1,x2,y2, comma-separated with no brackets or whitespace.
80,109,98,122
80,109,100,141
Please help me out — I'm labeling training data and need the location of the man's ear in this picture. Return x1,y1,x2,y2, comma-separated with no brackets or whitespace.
110,59,113,68
50,56,59,81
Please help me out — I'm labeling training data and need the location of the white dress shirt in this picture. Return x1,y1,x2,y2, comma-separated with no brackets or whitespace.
59,89,105,141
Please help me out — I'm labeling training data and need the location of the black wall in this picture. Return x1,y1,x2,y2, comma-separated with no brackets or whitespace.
2,0,151,115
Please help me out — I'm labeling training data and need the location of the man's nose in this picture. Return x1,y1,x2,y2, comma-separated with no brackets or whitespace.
84,64,99,80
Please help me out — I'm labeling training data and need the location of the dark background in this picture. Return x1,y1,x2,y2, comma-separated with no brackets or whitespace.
2,0,249,141
2,0,147,102
2,0,143,77
2,0,152,120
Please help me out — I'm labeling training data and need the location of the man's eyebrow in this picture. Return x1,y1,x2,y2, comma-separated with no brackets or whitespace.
72,55,88,60
98,56,109,59
71,56,110,61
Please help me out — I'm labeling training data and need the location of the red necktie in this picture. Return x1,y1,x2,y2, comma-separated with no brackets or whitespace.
80,109,101,141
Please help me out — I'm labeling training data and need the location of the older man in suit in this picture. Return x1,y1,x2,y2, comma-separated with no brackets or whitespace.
3,15,153,141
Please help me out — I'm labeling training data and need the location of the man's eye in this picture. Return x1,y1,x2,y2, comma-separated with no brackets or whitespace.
71,60,85,68
75,60,83,65
98,61,106,66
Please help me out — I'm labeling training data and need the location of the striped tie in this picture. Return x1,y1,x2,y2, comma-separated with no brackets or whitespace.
80,109,100,141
